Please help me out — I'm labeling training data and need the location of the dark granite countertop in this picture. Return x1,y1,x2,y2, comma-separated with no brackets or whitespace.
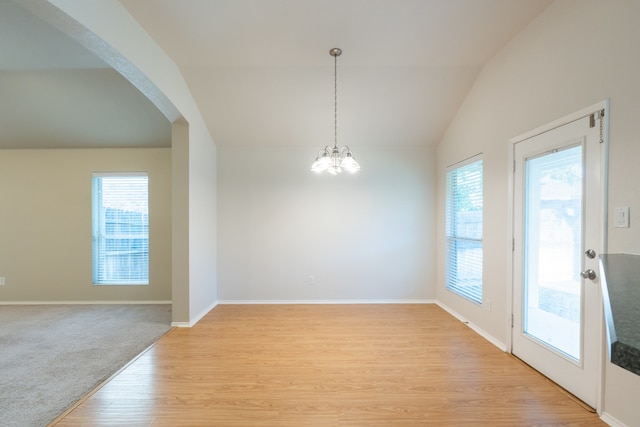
599,254,640,375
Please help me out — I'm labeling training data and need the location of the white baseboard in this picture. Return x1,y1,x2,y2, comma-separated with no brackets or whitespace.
170,321,192,327
179,300,439,329
0,300,171,305
171,301,218,328
217,299,436,305
600,412,627,427
436,301,508,352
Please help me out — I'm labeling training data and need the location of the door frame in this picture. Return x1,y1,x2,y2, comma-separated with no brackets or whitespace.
506,100,609,413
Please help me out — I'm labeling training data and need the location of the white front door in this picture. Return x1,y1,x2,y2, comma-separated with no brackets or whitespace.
511,106,606,408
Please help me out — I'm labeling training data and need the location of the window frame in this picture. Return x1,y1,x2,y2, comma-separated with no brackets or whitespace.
445,155,483,304
92,172,149,286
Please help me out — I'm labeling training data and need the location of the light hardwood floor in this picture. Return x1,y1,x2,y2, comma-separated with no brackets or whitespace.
52,304,605,426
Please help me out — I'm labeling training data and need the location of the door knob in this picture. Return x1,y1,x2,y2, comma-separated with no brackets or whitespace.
585,249,596,259
581,269,597,280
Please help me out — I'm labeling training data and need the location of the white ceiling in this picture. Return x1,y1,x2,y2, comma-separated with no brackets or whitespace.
1,0,552,149
0,0,171,149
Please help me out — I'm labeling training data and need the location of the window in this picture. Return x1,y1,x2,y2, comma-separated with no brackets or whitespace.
446,156,483,304
92,173,149,285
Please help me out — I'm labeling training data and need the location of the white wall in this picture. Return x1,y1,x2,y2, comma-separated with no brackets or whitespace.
43,0,218,324
218,145,435,302
436,1,640,425
188,123,218,319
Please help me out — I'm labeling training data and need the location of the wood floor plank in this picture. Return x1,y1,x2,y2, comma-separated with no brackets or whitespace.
51,304,606,426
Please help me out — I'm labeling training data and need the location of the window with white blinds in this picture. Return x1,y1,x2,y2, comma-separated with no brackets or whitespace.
445,156,483,304
92,173,149,285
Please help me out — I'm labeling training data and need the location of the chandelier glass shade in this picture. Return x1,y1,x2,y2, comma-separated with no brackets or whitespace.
311,145,360,175
311,48,360,175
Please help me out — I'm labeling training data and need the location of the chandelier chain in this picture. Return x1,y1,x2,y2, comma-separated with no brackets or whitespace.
334,52,338,148
599,110,604,144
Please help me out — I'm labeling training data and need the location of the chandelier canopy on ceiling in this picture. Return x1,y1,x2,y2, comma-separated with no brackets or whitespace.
311,48,360,175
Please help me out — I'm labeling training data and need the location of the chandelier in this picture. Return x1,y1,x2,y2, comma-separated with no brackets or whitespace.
311,48,360,175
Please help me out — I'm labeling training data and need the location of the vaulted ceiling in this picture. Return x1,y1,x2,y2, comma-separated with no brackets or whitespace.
0,0,552,149
0,1,171,149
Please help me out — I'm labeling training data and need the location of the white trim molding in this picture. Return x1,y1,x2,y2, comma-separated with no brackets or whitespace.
437,301,508,352
0,300,171,305
600,412,628,427
171,301,218,328
217,299,436,305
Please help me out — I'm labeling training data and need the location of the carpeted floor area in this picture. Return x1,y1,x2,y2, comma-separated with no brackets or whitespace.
0,304,171,427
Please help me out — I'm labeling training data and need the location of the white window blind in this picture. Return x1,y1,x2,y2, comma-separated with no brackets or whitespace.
92,173,149,285
446,157,483,304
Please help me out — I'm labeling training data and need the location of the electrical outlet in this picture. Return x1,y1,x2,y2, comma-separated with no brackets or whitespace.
0,277,5,286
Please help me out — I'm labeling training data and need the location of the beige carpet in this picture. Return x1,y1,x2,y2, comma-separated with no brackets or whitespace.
0,304,171,427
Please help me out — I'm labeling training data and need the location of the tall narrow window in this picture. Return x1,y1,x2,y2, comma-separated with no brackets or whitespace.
92,173,149,285
446,156,483,304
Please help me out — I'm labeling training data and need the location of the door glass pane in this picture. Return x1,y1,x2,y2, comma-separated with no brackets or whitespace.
524,145,582,361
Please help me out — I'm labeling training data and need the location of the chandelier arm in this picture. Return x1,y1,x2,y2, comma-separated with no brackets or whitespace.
318,146,331,156
340,146,352,155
